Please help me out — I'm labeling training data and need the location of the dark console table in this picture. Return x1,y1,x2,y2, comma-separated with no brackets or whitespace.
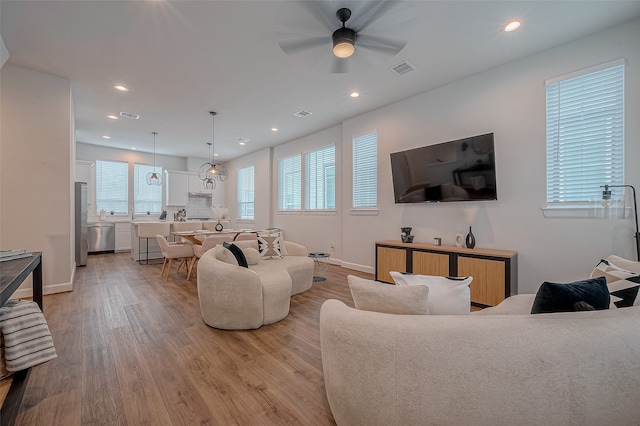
0,252,43,426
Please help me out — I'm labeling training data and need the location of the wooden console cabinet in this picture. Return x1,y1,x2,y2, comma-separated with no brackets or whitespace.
375,241,517,307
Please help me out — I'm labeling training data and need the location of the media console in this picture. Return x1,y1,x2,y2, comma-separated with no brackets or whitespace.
375,241,517,307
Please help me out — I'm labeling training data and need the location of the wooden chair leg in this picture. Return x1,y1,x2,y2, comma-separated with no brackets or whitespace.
166,258,173,281
187,256,198,280
161,258,168,277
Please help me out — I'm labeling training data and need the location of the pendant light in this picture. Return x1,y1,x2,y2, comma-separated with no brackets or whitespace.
198,111,228,189
146,131,162,186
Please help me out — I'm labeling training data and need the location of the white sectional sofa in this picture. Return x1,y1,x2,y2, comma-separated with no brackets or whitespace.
320,255,640,425
197,239,314,330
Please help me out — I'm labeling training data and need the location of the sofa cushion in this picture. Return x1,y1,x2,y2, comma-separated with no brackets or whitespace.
243,247,261,265
531,277,610,314
214,245,238,266
257,233,283,259
389,272,472,315
348,275,429,315
223,242,248,268
590,258,640,308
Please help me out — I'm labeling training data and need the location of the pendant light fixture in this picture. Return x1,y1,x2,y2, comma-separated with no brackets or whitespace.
146,131,162,186
198,111,228,189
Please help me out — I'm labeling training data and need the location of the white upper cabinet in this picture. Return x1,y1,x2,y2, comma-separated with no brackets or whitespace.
164,170,189,206
188,173,208,194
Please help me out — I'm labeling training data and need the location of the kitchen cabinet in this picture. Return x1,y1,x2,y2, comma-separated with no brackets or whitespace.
188,173,209,194
164,170,189,206
375,240,517,308
75,160,93,183
115,222,131,251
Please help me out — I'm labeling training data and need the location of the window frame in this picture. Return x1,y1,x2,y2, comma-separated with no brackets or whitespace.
277,154,302,211
95,159,129,215
305,144,336,211
544,58,625,216
352,131,378,214
133,163,163,214
237,165,255,221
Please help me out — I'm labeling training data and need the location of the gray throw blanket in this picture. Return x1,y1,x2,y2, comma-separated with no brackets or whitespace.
0,300,56,372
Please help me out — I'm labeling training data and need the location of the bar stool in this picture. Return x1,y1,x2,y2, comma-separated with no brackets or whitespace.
137,222,170,264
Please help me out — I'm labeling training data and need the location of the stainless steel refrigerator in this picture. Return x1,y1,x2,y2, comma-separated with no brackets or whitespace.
75,181,88,266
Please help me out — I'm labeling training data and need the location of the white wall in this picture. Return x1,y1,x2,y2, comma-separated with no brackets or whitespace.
1,64,74,295
228,18,640,294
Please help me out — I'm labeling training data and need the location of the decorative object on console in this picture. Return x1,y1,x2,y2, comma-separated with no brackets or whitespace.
174,209,187,221
146,131,162,186
465,226,476,249
198,111,228,190
400,227,413,243
433,237,441,246
455,233,465,248
601,184,640,261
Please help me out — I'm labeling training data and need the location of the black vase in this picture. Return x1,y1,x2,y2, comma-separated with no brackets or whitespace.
465,226,476,249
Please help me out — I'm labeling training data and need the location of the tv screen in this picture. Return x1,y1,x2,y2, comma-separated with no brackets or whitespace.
390,133,497,203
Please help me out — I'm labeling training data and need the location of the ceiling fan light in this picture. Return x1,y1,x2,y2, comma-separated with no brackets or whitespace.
332,27,356,58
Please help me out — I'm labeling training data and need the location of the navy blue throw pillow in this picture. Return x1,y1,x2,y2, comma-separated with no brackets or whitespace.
223,242,248,268
531,277,610,314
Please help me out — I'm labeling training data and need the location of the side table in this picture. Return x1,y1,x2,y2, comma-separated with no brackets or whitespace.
308,252,330,282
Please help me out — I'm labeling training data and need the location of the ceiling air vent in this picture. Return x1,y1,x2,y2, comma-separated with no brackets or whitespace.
293,110,312,118
119,111,140,120
390,60,416,76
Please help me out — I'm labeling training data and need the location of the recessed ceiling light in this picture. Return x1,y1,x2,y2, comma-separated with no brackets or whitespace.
102,135,111,139
114,84,129,92
107,115,119,120
214,153,219,157
504,20,521,32
271,127,279,132
350,91,360,98
131,147,137,150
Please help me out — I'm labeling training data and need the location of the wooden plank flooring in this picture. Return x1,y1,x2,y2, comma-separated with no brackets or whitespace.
13,252,370,425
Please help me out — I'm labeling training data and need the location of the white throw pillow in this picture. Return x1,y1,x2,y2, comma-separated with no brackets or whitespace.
214,245,238,266
348,275,429,315
389,272,472,315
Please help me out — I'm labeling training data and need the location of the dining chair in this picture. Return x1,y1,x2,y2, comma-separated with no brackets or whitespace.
187,234,233,280
156,235,195,280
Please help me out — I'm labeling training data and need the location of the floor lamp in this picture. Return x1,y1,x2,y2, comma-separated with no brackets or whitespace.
601,184,640,261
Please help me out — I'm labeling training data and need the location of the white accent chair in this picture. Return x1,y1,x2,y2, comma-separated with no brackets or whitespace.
156,235,194,280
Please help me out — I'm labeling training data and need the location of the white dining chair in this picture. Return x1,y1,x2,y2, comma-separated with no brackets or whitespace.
156,235,194,280
187,234,232,280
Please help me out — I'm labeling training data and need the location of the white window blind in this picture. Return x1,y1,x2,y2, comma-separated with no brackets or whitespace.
238,166,255,220
305,145,335,210
546,60,624,205
95,160,128,214
134,163,162,214
353,131,378,208
278,154,301,210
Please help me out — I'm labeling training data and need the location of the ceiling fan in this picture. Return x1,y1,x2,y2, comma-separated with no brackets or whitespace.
276,1,415,73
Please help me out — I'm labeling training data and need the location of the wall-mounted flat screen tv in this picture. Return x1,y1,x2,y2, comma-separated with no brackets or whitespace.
390,133,497,203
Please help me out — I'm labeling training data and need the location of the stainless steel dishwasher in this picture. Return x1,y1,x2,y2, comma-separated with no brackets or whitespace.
87,222,116,253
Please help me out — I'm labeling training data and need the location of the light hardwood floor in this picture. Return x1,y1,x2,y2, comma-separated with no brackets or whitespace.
14,252,371,425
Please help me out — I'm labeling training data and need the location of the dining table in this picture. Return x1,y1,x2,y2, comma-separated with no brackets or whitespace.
172,229,259,245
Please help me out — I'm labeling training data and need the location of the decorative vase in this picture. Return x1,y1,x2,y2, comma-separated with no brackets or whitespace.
465,226,476,249
401,227,413,243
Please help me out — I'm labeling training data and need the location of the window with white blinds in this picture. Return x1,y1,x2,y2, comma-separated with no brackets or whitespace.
237,166,255,220
352,131,378,208
278,154,302,210
95,160,128,214
305,145,335,210
546,60,624,205
134,163,162,214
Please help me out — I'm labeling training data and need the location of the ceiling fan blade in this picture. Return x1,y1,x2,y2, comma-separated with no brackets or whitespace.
295,0,336,32
357,34,407,56
279,35,329,55
350,0,400,32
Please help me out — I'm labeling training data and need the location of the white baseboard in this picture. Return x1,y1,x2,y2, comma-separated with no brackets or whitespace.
11,264,75,299
340,261,375,275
